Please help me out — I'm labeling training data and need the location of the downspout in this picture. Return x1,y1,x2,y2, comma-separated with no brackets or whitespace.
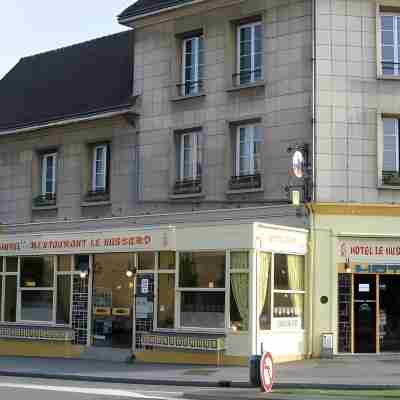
307,0,317,359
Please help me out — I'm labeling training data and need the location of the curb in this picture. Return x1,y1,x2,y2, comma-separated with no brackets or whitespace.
1,370,400,391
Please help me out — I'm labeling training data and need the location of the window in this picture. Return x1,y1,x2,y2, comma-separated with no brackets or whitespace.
178,252,225,329
174,131,202,194
157,274,175,329
230,252,249,331
92,144,108,193
381,13,400,76
235,125,262,177
273,254,305,329
382,117,400,185
41,153,57,197
236,22,263,85
182,35,204,96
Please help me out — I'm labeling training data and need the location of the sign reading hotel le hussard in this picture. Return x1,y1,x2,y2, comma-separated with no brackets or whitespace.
0,227,176,255
338,239,400,258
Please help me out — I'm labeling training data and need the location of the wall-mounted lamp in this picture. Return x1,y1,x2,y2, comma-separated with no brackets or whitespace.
76,255,90,279
126,263,136,278
344,257,351,273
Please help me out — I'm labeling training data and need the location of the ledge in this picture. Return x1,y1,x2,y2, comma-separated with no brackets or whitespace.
226,81,266,93
378,184,400,190
32,205,58,211
226,187,264,195
169,192,205,200
81,200,112,207
171,93,205,102
377,74,400,81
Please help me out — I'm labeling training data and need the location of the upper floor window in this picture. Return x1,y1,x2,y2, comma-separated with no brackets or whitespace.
382,117,400,185
174,130,202,195
41,152,57,196
181,35,204,96
236,124,262,177
236,22,263,85
381,14,400,76
92,144,108,193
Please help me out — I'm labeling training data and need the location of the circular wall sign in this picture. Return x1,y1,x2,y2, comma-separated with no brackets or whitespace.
260,352,275,393
292,150,305,178
320,296,328,304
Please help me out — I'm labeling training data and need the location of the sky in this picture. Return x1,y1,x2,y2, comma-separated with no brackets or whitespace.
0,1,137,79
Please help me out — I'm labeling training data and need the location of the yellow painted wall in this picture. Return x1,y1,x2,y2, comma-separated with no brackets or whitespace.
310,208,400,356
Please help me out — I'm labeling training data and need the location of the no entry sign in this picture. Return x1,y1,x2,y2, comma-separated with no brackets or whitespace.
260,352,274,392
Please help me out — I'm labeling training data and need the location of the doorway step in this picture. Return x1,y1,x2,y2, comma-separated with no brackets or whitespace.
78,347,133,362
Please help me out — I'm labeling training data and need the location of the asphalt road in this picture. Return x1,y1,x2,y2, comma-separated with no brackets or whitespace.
0,376,189,400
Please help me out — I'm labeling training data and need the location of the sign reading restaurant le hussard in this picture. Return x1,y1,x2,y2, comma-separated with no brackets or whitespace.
0,227,176,255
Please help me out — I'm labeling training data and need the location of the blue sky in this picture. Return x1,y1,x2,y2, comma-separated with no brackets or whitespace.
0,1,136,79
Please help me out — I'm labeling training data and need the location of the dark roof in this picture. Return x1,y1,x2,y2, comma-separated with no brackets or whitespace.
118,0,195,21
0,30,134,132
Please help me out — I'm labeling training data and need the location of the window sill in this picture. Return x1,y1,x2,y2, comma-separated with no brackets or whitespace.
378,184,400,190
226,81,266,92
32,205,58,211
377,74,400,81
226,186,264,195
171,93,205,102
81,200,112,207
169,192,205,200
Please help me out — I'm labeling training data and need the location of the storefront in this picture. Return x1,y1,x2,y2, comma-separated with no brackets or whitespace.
310,204,400,356
0,221,308,364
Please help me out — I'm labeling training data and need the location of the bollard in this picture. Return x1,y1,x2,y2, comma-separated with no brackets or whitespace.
249,355,261,386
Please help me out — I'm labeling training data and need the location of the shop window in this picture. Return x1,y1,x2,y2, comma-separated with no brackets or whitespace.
4,275,17,323
181,292,225,329
179,251,226,329
21,291,53,322
57,255,72,272
56,275,71,324
157,274,175,329
258,252,272,330
273,254,305,329
230,252,249,331
137,252,155,270
5,257,18,273
179,252,225,288
158,252,176,270
20,257,54,288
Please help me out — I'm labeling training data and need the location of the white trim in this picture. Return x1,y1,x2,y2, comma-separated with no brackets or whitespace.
179,131,199,180
235,124,260,176
0,108,134,137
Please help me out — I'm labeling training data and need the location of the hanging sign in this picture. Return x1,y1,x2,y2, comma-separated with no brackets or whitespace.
292,150,305,178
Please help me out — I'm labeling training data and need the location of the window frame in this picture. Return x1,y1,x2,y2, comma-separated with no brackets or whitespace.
379,11,400,77
41,152,57,196
235,124,261,177
181,35,204,96
236,21,263,85
91,144,108,193
178,131,201,181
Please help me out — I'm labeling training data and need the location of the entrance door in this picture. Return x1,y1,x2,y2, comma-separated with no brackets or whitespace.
354,275,376,353
380,276,400,352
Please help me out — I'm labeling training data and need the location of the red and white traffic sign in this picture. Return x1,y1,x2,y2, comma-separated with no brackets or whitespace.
260,352,274,393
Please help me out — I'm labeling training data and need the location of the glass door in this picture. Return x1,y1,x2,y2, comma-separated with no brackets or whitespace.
354,274,376,353
379,275,400,352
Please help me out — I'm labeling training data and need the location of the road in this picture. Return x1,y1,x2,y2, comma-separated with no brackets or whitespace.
0,377,189,400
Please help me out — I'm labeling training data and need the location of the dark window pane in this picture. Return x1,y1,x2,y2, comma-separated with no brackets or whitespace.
20,256,54,288
21,291,53,322
382,16,394,31
137,252,155,270
179,252,225,288
158,252,176,270
274,254,304,291
57,275,71,324
181,291,225,328
58,255,71,272
4,276,17,322
157,274,175,328
6,257,18,272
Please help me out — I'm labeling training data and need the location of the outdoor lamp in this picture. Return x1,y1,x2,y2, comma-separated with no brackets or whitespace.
126,266,136,278
344,257,351,273
77,255,90,279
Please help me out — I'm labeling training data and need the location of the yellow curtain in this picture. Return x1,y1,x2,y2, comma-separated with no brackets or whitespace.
258,252,271,320
231,273,249,330
287,255,304,317
231,252,248,270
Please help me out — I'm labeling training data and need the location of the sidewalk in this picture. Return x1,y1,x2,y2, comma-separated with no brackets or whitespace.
0,355,400,390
